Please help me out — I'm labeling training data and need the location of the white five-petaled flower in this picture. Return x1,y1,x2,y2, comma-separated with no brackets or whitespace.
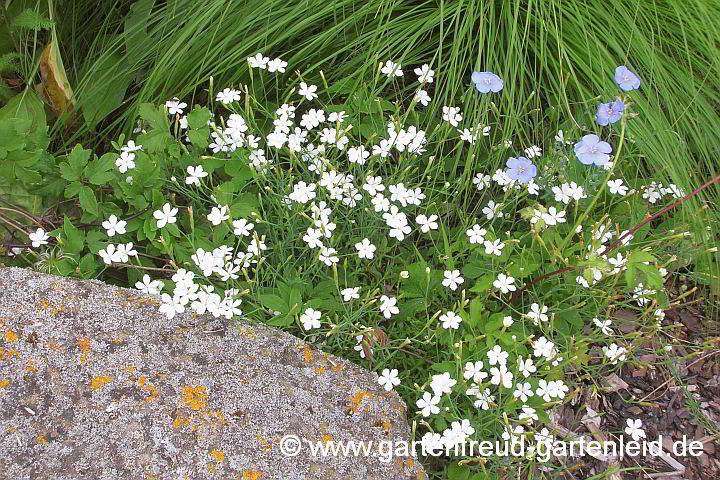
442,270,464,291
185,165,208,185
300,307,322,330
267,58,287,73
165,98,187,115
624,419,646,441
483,238,504,256
414,64,435,83
593,317,613,335
159,293,185,320
430,372,456,396
102,215,127,237
207,205,230,226
115,151,136,173
416,214,439,233
439,311,462,330
466,225,487,244
216,88,241,104
416,391,440,417
493,273,516,294
487,345,509,366
490,365,513,389
28,228,49,248
378,368,400,391
340,287,360,302
232,218,254,237
524,145,542,158
379,295,399,318
298,82,318,101
526,303,549,324
135,274,164,295
153,203,178,228
355,238,376,259
414,89,431,106
607,178,629,196
380,60,403,77
248,53,270,69
442,106,463,127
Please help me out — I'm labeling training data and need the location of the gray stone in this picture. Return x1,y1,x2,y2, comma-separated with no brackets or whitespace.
0,267,425,480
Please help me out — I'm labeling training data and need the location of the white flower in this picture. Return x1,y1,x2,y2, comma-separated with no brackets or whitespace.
363,176,385,196
303,228,324,249
487,345,509,366
28,228,49,248
328,111,346,122
207,205,229,226
536,379,552,402
439,311,462,330
483,238,504,256
593,318,613,335
378,368,400,391
355,238,376,259
298,82,318,101
215,88,241,104
490,365,513,389
513,382,534,402
165,98,187,115
542,207,566,226
341,287,360,301
185,165,208,185
442,106,462,127
493,273,516,294
413,64,435,83
483,200,503,220
416,214,439,233
532,337,556,359
153,203,178,228
463,361,488,383
503,316,514,327
466,225,487,244
232,218,254,237
603,343,627,364
416,392,440,417
442,270,464,291
114,242,137,262
380,60,403,77
318,247,339,266
526,303,549,324
624,419,646,441
121,140,142,153
159,293,185,320
474,388,495,410
473,173,491,191
517,357,536,378
519,405,539,422
347,145,370,165
379,295,399,318
607,179,629,196
102,215,127,237
248,53,270,69
524,145,542,158
300,308,322,330
267,58,287,73
115,151,136,173
371,193,390,212
135,274,164,295
414,89,431,106
430,372,456,396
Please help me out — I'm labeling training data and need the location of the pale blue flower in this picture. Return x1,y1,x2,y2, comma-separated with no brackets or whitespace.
471,72,503,93
615,66,640,91
596,100,625,126
505,157,536,184
574,134,612,166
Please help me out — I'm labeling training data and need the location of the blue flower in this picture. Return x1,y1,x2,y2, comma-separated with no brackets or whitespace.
574,134,612,166
615,66,640,91
596,100,625,126
505,156,536,184
471,72,504,93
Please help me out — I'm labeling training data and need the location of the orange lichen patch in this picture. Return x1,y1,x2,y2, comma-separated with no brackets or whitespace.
314,366,325,375
331,363,345,372
36,435,48,444
109,337,126,343
171,411,191,430
3,330,18,342
242,471,264,480
50,281,64,291
26,360,37,372
125,365,136,372
137,376,148,387
382,419,392,432
76,338,90,353
302,344,313,364
37,299,65,315
90,375,112,390
0,348,19,361
322,434,333,444
347,390,373,413
79,354,89,364
182,385,208,411
0,379,10,388
124,296,160,306
210,449,225,462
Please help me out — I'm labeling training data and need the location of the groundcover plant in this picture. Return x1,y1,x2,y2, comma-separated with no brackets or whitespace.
1,54,717,478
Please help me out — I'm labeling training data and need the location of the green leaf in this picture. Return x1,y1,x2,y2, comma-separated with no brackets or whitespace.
62,217,85,254
470,274,494,293
258,294,289,313
85,152,116,185
79,52,133,130
447,463,471,480
78,186,99,216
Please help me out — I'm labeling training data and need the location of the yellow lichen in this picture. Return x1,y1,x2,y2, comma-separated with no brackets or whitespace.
242,471,264,480
171,412,190,430
210,449,225,461
3,330,18,342
90,375,112,390
36,435,48,444
26,360,37,372
182,385,208,411
348,390,372,413
302,344,313,363
314,366,325,375
322,434,333,444
76,338,90,353
0,379,9,388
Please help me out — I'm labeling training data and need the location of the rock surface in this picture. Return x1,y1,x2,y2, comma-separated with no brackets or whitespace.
0,267,425,480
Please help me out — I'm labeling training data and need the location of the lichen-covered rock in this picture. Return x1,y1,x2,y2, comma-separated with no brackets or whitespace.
0,267,425,480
